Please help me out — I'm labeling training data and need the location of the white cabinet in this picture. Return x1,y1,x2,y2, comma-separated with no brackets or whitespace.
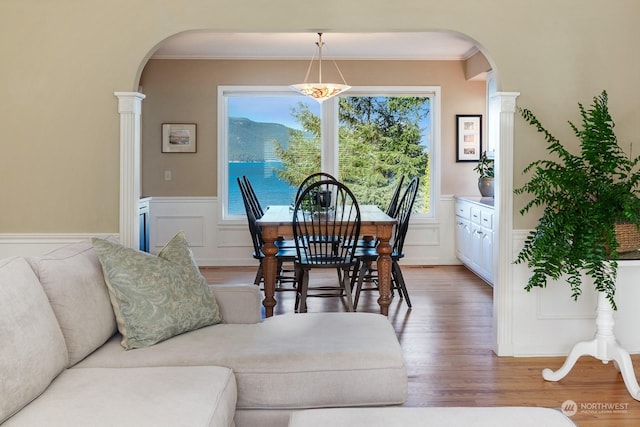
454,197,494,285
455,216,471,265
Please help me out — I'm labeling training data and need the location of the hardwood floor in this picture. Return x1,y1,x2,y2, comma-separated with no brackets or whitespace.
201,264,640,426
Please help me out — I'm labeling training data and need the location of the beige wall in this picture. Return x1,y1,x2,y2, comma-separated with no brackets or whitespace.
140,59,485,197
1,0,639,232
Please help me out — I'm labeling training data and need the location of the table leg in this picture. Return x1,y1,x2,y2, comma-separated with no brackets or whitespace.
376,235,393,316
261,229,279,318
542,291,640,401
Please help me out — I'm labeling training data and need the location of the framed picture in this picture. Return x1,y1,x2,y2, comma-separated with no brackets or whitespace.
162,123,197,153
455,115,482,162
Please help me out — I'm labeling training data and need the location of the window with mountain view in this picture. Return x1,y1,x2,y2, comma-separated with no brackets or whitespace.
223,93,320,217
219,86,437,220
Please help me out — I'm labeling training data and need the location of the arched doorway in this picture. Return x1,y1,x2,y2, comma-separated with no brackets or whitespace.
116,32,518,356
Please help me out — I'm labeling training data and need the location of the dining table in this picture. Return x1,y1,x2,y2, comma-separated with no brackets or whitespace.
256,204,397,317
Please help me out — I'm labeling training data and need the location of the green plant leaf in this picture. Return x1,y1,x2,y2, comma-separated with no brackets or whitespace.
514,91,640,310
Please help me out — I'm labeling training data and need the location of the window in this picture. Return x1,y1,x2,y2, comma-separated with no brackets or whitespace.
219,86,439,220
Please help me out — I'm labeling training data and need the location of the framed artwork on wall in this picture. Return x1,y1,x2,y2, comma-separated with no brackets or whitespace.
162,123,197,153
455,114,482,162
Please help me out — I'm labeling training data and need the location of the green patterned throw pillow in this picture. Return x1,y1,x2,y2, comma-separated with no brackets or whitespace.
92,232,222,350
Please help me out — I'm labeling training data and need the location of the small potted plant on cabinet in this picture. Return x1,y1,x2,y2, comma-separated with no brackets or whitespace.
515,90,640,310
474,151,494,197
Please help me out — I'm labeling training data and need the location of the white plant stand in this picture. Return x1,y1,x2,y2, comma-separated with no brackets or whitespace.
542,291,640,400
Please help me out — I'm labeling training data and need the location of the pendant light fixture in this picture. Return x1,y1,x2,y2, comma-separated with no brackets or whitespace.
290,33,351,102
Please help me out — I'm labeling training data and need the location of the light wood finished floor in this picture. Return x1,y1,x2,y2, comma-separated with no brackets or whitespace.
201,265,640,426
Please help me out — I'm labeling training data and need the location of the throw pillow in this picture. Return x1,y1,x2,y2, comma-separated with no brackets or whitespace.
92,232,222,350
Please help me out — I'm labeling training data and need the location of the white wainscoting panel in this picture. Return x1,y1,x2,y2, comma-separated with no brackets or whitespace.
156,216,206,247
612,261,640,352
149,197,253,266
0,233,117,258
150,197,214,250
149,196,460,267
0,198,459,271
403,195,459,265
511,229,640,356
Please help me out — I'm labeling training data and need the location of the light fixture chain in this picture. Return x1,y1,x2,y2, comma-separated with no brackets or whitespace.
317,33,323,84
302,50,317,84
331,59,348,86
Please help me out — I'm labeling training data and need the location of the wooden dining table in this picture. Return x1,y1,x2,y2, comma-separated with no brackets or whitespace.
256,205,397,317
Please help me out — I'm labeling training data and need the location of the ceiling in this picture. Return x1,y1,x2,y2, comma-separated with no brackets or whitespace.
151,32,479,61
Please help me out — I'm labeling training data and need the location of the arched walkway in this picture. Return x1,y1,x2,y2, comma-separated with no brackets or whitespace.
116,32,518,356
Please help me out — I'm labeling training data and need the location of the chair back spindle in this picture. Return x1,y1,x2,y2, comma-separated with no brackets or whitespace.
393,176,419,257
386,175,405,218
242,176,264,219
237,178,264,257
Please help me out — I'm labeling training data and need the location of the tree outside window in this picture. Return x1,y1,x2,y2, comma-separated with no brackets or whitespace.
222,87,435,218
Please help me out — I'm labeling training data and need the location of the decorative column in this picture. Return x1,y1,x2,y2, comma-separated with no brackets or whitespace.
491,91,519,356
114,92,145,249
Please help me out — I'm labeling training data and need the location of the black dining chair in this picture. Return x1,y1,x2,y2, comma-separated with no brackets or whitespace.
237,178,297,291
357,175,405,249
295,172,338,203
292,180,361,313
242,175,264,218
351,176,419,309
385,175,405,218
242,175,296,249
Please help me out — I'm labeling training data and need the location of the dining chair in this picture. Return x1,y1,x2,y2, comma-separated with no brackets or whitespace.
292,180,361,313
357,175,405,249
294,172,338,203
242,175,264,218
243,175,296,249
385,175,405,218
351,176,419,309
237,178,298,291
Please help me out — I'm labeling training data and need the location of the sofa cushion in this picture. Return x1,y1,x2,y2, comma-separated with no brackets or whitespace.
75,312,407,409
0,257,68,424
93,231,222,350
287,407,577,427
209,284,262,324
27,241,117,366
2,366,237,427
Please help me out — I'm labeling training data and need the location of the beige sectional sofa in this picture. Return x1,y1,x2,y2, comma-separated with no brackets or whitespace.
0,240,407,427
288,407,577,426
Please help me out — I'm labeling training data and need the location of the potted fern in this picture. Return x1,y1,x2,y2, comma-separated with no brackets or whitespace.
515,90,640,310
